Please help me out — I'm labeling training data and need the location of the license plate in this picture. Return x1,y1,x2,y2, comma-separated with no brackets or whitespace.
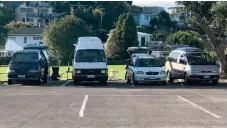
149,77,156,80
87,75,95,78
204,75,210,79
18,75,25,78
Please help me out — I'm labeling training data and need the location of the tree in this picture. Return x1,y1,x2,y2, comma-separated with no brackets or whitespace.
115,12,138,59
165,31,203,49
105,29,117,57
6,21,32,29
0,3,14,45
43,15,92,65
177,1,227,73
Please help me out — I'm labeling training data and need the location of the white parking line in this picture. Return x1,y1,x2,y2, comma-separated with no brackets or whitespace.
177,95,222,119
60,80,71,87
79,95,89,117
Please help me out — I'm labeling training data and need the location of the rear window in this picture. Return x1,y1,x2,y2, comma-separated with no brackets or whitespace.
11,53,38,62
135,58,162,67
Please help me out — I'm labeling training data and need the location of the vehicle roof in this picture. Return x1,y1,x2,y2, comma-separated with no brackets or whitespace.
15,50,40,54
132,55,156,59
128,47,148,50
173,47,203,53
24,44,47,50
77,37,104,50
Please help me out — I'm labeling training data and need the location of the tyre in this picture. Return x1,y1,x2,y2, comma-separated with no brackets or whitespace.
100,80,108,86
184,73,193,85
73,78,78,85
167,71,174,83
211,80,218,85
43,75,48,84
7,80,12,85
132,74,139,85
160,81,166,85
35,79,41,85
126,72,131,84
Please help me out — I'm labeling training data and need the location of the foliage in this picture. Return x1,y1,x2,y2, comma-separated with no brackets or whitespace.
131,5,143,13
105,29,117,57
6,21,32,29
185,17,205,34
115,12,138,59
0,4,14,45
165,31,203,49
177,1,227,72
150,10,174,32
43,15,92,65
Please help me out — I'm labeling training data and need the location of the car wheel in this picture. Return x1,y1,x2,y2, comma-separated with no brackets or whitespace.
167,71,174,83
160,81,166,85
100,80,108,86
73,78,78,85
211,80,219,85
184,73,192,85
132,74,138,85
126,72,131,84
7,80,12,85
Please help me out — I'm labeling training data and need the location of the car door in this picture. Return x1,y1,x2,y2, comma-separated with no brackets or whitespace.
175,53,187,78
126,58,135,79
40,52,47,78
169,52,181,78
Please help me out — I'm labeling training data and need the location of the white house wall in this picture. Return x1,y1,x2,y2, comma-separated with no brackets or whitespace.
5,35,43,51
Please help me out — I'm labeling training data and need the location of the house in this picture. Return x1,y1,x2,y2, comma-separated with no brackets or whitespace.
137,32,152,47
168,7,192,25
133,6,164,26
0,27,44,57
8,1,55,27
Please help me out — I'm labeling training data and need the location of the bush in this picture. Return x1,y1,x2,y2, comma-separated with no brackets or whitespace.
0,57,11,65
113,55,122,61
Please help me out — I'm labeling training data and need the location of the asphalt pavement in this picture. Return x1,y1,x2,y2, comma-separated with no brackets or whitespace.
0,80,227,128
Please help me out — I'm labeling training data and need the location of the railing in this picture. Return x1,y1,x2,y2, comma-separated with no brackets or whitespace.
26,13,54,18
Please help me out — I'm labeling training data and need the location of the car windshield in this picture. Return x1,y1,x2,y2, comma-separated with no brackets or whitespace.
11,53,38,63
75,49,106,62
135,58,162,67
186,53,216,65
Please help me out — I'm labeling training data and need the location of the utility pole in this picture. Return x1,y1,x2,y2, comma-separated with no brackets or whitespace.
100,8,104,29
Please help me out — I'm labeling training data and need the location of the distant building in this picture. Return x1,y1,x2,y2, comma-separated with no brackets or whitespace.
9,1,55,27
142,6,164,14
0,3,3,7
0,27,44,57
133,6,164,27
168,7,192,25
137,32,152,47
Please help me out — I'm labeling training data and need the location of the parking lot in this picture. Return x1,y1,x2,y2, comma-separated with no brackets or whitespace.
0,80,227,128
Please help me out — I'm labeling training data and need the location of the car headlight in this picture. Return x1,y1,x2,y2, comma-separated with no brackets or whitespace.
189,70,200,74
136,71,144,74
76,70,81,74
101,70,106,73
29,69,39,73
160,71,166,74
212,70,219,73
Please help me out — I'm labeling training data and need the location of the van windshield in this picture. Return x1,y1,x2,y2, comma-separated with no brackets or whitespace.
11,53,38,63
75,49,106,62
186,53,216,65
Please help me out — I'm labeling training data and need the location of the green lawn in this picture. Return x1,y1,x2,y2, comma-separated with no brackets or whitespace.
0,65,126,81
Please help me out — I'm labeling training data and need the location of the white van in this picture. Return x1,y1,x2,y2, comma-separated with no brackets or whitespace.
72,37,108,85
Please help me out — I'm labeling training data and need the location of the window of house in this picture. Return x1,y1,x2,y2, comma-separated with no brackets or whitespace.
20,8,27,13
24,37,27,43
146,15,149,20
33,37,43,40
27,8,33,12
45,19,49,25
22,18,26,22
41,9,48,13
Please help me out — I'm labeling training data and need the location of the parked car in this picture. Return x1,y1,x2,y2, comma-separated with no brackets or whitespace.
7,46,49,85
165,47,219,85
72,37,108,85
125,54,167,85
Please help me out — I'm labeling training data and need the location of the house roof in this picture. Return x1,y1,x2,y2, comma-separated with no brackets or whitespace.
137,32,151,36
8,27,45,35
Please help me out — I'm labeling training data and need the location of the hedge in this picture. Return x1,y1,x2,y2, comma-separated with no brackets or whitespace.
0,57,11,65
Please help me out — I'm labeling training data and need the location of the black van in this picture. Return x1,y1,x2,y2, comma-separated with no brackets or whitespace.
7,46,49,85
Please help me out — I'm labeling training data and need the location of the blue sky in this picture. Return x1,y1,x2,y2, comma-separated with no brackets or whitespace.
132,0,177,10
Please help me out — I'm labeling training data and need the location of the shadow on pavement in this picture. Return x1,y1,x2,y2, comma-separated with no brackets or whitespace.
69,80,227,89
